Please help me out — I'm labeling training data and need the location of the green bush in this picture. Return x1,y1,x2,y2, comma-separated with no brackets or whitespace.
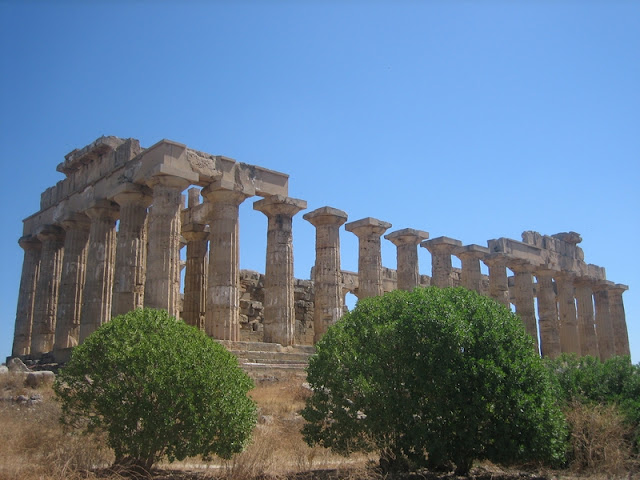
302,287,567,475
54,308,257,473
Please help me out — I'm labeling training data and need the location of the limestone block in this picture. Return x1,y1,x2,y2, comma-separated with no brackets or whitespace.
25,371,55,388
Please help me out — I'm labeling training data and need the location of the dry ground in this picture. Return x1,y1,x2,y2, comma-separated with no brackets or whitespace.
0,371,637,480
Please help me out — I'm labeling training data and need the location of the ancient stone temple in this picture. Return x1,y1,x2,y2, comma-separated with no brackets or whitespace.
12,136,631,364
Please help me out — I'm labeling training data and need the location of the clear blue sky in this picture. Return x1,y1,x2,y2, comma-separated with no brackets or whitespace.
1,1,638,363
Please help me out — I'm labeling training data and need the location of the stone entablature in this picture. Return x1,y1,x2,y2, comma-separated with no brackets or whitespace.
11,136,631,363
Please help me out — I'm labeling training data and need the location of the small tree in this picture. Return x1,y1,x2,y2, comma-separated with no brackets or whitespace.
54,308,256,474
302,287,567,475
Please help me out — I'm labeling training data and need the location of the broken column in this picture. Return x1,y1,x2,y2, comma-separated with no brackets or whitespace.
53,213,90,358
608,284,630,357
79,200,119,343
556,272,580,355
574,276,599,358
12,235,41,356
254,195,307,345
303,207,348,343
508,260,539,350
30,225,65,355
483,253,511,308
111,184,152,317
384,228,429,291
202,186,252,341
345,217,392,298
593,280,615,360
421,237,462,288
535,268,561,358
454,244,489,293
182,189,208,330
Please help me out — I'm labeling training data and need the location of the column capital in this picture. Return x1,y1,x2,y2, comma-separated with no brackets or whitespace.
303,206,348,227
182,223,209,241
608,283,629,295
573,275,596,287
84,199,120,221
147,173,194,191
18,234,41,251
59,212,91,231
201,185,252,205
454,244,489,261
253,195,307,218
533,266,558,277
384,228,429,247
483,252,511,268
507,258,536,274
111,183,153,207
592,279,615,293
420,236,462,254
36,224,65,242
345,217,392,238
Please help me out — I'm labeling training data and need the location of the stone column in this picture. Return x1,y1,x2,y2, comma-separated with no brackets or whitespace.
254,195,307,345
12,235,41,356
202,187,252,340
182,208,209,330
111,185,152,317
608,284,630,357
420,237,462,288
593,280,615,361
556,272,580,355
454,244,489,293
345,217,392,298
144,175,191,318
79,200,119,343
509,260,539,351
574,276,599,358
483,253,511,307
53,213,90,358
303,207,348,343
535,269,561,358
384,228,429,291
31,225,65,355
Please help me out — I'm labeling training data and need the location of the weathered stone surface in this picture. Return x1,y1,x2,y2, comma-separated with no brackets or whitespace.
454,244,489,293
25,371,55,388
385,228,429,291
8,357,30,373
421,236,462,288
13,235,41,356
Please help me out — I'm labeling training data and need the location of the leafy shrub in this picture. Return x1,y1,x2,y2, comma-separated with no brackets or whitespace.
54,308,257,473
302,287,567,475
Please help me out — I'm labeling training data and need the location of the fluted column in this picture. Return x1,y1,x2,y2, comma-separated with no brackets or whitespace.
574,276,599,358
254,195,307,345
608,284,630,357
483,253,511,307
345,217,392,298
454,244,489,293
202,187,252,340
12,235,41,356
509,260,538,351
535,269,561,358
112,185,152,317
556,272,580,355
593,280,615,360
303,207,348,343
144,176,190,318
182,222,208,332
53,213,90,357
420,236,462,288
31,225,65,355
384,228,429,291
79,200,119,342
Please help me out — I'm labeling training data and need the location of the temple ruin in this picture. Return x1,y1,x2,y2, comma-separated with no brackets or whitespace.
11,136,631,366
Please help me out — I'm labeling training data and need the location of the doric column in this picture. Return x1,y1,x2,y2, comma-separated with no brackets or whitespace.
144,175,191,318
556,272,580,355
535,269,561,358
420,236,462,288
454,244,489,293
254,195,307,345
483,253,511,308
508,260,538,351
303,207,348,343
384,228,429,291
79,200,119,343
574,276,599,358
111,185,152,317
608,284,630,357
345,217,392,298
12,235,41,356
31,225,65,355
53,213,90,357
593,280,615,360
202,186,252,340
